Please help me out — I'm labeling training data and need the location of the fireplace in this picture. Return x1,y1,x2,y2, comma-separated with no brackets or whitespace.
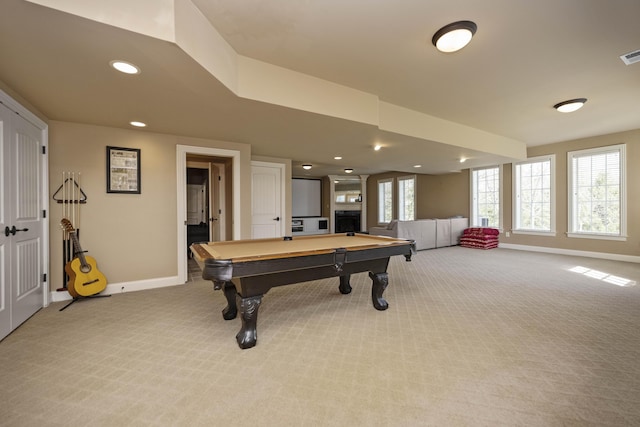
335,210,361,233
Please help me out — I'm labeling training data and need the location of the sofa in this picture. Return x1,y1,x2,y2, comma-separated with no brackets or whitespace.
369,218,468,250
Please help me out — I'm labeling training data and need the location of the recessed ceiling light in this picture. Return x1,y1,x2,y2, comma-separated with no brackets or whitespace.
302,164,312,170
413,165,422,168
130,121,146,127
374,144,382,151
334,156,342,160
460,158,467,163
432,21,477,53
344,168,353,174
553,98,587,113
110,60,140,75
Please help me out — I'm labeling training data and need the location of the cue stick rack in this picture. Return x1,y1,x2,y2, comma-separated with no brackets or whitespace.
52,172,87,292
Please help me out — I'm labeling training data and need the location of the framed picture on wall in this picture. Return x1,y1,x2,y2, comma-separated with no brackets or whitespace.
106,146,141,194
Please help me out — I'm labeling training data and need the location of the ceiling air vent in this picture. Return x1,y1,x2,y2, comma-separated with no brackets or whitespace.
620,49,640,65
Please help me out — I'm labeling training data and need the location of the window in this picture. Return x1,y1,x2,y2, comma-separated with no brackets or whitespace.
471,166,501,228
378,178,393,224
513,155,555,234
397,175,416,221
568,144,626,239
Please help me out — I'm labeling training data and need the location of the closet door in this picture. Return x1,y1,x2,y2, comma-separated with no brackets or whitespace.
0,103,11,339
0,102,45,340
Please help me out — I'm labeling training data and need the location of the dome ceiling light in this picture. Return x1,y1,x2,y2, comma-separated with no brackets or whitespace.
302,164,312,170
553,98,587,113
432,20,477,53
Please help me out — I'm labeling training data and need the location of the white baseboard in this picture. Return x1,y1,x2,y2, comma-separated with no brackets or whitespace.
50,275,184,303
498,243,640,264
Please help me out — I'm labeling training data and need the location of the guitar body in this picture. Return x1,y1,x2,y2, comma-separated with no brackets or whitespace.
65,255,107,297
60,218,108,298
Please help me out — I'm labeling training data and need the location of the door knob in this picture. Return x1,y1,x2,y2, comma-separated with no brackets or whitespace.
273,217,280,221
5,226,29,236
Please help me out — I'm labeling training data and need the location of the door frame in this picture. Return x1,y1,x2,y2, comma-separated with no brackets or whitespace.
177,145,241,283
0,89,49,308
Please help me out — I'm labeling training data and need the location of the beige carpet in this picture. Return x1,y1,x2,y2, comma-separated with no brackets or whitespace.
1,247,639,426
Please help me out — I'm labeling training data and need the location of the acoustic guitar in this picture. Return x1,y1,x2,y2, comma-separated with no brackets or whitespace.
60,218,107,297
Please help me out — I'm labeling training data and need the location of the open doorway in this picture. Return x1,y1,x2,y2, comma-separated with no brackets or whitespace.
177,145,241,284
186,160,228,254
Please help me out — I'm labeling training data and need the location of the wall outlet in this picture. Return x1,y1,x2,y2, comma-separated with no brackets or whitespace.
505,231,510,237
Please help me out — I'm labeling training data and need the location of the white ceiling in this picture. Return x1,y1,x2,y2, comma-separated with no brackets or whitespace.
1,0,639,177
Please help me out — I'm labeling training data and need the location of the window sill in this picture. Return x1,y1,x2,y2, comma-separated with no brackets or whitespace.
512,230,556,237
567,232,627,242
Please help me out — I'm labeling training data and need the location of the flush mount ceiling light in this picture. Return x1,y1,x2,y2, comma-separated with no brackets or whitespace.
110,60,140,75
130,121,146,127
553,98,587,113
302,164,312,170
344,168,354,174
432,20,477,53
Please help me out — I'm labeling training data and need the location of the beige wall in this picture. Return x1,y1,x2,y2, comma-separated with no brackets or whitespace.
366,171,470,228
48,121,255,291
417,171,470,219
367,130,639,258
502,129,640,256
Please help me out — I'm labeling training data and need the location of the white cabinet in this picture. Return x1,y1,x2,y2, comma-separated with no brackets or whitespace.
436,217,469,248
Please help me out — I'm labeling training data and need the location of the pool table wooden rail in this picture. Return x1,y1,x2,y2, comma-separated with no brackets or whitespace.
191,233,415,349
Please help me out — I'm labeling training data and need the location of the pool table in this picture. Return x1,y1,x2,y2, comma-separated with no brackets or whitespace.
191,232,415,349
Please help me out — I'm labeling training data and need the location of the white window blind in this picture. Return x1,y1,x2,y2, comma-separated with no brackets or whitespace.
568,144,626,238
472,166,501,228
398,175,416,221
514,156,554,233
378,179,393,224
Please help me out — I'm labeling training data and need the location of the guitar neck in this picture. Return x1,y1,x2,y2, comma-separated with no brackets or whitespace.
69,231,89,268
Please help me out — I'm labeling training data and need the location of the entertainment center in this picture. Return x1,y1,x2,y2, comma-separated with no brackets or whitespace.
291,217,329,236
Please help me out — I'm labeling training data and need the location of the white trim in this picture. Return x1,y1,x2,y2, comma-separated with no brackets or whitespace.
177,145,241,284
499,243,640,264
470,165,503,229
567,144,626,238
0,89,49,308
512,154,555,234
50,276,182,303
512,230,556,237
566,232,627,241
0,89,47,129
377,177,394,224
397,174,416,221
251,160,286,237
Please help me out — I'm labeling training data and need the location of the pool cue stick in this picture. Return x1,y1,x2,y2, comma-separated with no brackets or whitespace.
60,172,68,291
71,172,75,229
77,172,81,230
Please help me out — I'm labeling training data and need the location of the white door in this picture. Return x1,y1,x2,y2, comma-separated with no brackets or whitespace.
186,184,206,225
209,163,224,242
251,162,283,239
0,103,11,339
0,102,45,340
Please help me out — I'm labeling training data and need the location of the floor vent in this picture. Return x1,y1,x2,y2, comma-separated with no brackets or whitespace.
620,49,640,65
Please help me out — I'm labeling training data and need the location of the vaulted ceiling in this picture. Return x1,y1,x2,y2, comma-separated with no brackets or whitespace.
1,0,639,177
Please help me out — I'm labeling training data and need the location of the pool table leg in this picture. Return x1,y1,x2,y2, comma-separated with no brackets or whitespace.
338,274,352,294
221,282,238,320
369,271,389,311
236,294,263,349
